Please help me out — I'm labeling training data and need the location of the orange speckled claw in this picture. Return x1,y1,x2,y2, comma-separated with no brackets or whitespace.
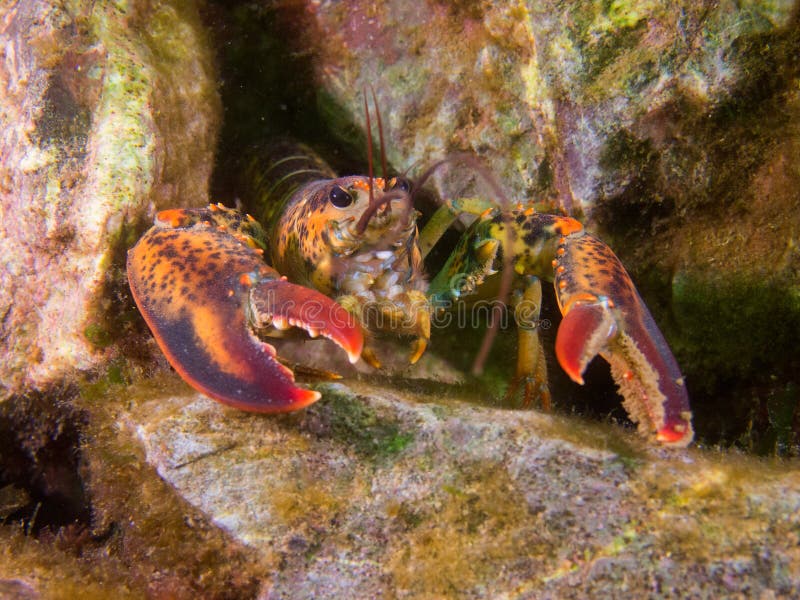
553,232,694,447
127,224,363,412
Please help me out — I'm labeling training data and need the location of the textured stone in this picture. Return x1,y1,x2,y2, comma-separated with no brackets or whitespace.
0,0,220,399
291,0,797,217
124,379,800,598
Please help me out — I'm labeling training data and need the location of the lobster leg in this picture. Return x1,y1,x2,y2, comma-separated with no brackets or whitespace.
553,230,693,446
507,276,551,410
127,210,363,412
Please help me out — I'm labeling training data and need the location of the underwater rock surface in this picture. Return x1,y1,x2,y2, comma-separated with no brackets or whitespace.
126,380,800,598
261,0,797,216
0,0,219,400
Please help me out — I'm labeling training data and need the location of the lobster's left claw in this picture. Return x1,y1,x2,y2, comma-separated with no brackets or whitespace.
128,224,363,412
554,233,694,447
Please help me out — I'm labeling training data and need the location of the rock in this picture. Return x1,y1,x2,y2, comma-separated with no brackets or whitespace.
269,1,797,216
124,378,800,597
0,0,220,400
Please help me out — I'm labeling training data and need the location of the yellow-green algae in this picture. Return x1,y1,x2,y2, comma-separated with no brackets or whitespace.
8,351,799,596
79,0,220,353
0,367,264,597
84,363,799,595
0,526,140,600
386,463,539,594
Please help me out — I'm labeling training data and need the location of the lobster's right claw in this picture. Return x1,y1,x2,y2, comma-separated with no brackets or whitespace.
127,222,363,413
553,232,694,447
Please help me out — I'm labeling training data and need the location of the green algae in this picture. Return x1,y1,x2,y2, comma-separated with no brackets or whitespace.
83,0,219,216
87,5,156,212
671,273,800,387
568,0,649,90
82,221,145,353
667,272,800,453
82,323,114,349
309,384,415,460
599,128,655,176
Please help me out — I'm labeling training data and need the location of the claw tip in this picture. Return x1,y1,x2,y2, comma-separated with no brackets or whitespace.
347,348,361,364
656,423,693,446
656,411,694,446
303,389,323,404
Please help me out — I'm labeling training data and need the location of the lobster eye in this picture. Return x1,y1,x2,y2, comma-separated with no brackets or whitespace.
329,185,353,208
390,177,412,193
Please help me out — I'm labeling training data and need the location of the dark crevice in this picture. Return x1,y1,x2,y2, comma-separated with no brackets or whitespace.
0,389,92,536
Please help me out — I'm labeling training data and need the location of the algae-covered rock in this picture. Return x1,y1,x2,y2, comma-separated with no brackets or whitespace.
0,0,220,400
5,370,799,597
124,377,800,598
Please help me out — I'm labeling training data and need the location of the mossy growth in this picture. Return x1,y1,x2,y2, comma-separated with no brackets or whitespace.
74,376,264,596
83,220,147,353
385,462,545,595
0,526,142,600
306,384,415,461
626,451,800,587
671,273,800,387
0,373,265,596
564,0,651,90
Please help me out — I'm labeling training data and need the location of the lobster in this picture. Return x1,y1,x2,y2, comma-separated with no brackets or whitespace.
127,104,693,447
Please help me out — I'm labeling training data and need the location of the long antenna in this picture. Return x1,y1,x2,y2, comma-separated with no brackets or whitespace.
363,90,375,208
354,88,415,238
370,85,388,180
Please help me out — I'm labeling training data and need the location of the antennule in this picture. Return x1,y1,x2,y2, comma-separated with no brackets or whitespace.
370,85,389,182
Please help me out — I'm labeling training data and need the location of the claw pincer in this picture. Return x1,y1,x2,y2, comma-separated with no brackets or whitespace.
127,206,363,412
552,229,693,445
